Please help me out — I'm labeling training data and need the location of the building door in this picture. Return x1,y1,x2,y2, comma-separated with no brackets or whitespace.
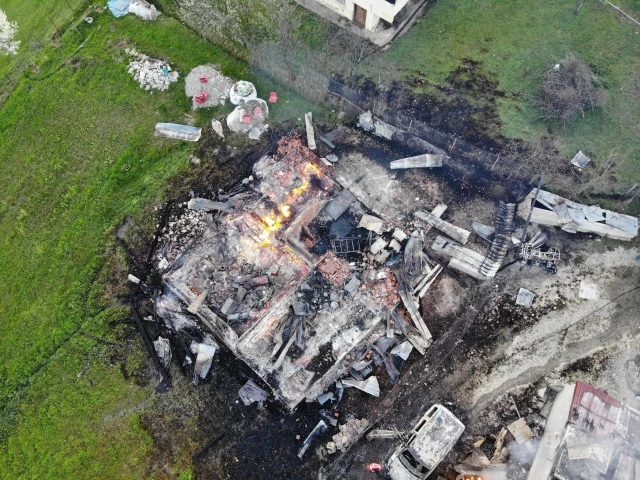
354,4,367,27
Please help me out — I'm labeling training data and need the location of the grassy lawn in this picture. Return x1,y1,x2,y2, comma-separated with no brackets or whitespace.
0,0,89,83
0,7,319,478
362,0,640,185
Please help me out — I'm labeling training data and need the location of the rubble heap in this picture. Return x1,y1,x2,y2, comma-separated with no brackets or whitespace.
125,48,179,91
152,134,440,408
326,418,370,454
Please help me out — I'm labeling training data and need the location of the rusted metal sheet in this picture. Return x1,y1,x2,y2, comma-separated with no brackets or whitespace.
569,381,640,445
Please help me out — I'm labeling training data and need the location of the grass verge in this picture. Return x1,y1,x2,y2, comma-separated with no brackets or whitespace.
361,0,640,186
0,7,319,477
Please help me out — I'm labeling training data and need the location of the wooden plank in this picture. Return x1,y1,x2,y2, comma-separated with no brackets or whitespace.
418,265,443,298
305,112,316,150
448,258,487,281
432,235,486,269
398,288,432,342
389,310,430,355
415,209,470,244
421,203,447,235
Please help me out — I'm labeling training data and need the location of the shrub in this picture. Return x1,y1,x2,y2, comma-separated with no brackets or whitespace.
537,55,607,123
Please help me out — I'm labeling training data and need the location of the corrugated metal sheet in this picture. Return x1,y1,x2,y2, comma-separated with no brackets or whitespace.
569,381,639,445
389,154,445,169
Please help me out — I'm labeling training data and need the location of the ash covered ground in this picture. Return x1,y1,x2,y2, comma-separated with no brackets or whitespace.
117,119,640,480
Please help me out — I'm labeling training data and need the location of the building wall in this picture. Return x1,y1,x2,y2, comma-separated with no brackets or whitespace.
307,0,408,31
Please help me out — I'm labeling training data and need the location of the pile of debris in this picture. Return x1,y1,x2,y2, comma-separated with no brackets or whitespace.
517,188,638,240
126,49,178,91
455,416,535,480
108,0,161,20
148,134,444,413
529,381,640,480
227,98,269,140
184,65,233,109
326,418,370,454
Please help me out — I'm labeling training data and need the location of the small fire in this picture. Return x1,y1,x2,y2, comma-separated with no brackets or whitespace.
292,181,309,197
257,205,292,245
279,205,291,217
256,162,319,245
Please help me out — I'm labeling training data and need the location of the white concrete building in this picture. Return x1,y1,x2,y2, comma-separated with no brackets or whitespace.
299,0,411,32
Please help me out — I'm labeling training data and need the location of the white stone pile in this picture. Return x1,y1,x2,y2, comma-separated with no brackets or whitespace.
125,48,179,91
326,418,370,454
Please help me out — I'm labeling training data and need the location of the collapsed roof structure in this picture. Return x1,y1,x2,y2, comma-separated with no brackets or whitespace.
160,136,435,409
517,189,638,241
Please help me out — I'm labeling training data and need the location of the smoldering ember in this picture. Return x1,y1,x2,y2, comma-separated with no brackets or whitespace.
124,105,640,479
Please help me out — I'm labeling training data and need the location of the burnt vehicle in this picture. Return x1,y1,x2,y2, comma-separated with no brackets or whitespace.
387,404,464,480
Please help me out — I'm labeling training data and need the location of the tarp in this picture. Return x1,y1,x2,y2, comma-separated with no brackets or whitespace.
129,1,161,20
108,0,133,17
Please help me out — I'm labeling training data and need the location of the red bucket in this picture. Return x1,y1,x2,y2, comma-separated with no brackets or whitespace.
195,92,209,104
268,92,278,103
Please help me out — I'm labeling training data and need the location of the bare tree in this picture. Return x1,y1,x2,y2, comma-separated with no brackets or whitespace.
497,137,564,183
537,54,607,123
276,1,302,81
0,9,20,55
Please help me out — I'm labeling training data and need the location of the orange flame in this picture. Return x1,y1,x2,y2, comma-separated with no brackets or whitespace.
256,162,318,245
279,205,291,217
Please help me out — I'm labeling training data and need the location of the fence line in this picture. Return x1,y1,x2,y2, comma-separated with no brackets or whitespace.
0,1,90,105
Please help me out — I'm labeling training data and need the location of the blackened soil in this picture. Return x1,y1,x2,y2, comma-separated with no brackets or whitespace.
559,348,612,379
333,124,522,207
337,58,509,151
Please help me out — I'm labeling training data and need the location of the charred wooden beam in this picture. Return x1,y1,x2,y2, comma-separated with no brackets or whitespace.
131,303,171,392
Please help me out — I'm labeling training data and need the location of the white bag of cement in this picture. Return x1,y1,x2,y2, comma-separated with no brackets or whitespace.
229,81,257,105
128,1,161,20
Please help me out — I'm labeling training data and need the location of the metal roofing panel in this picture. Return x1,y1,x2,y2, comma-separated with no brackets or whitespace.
569,381,640,446
606,211,639,234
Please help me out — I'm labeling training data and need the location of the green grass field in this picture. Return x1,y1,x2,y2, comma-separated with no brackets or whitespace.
362,0,640,185
0,7,318,478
